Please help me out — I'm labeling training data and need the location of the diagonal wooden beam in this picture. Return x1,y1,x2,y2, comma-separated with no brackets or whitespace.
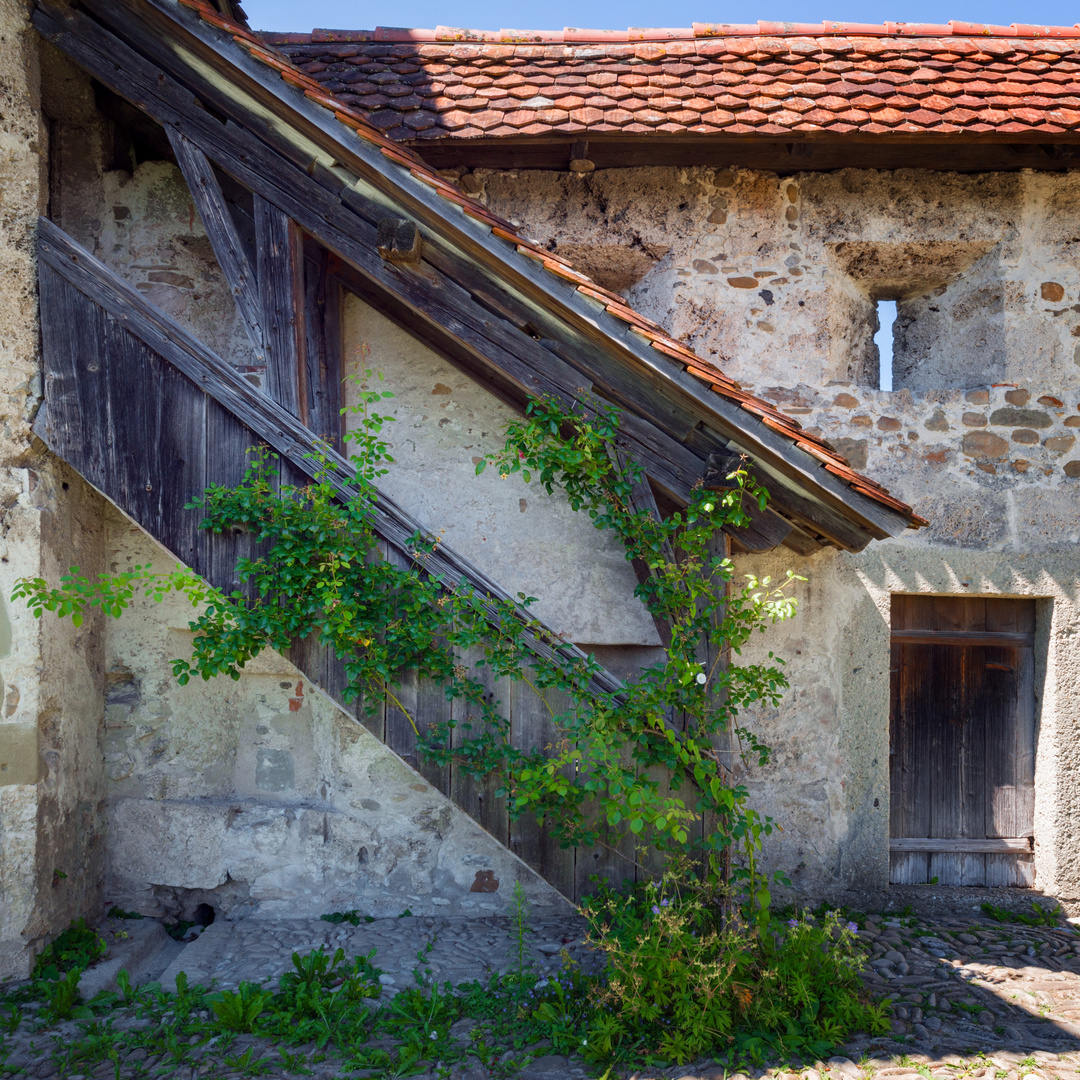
166,126,265,362
36,216,625,697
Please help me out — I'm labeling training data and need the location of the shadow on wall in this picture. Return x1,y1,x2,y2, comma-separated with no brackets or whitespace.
828,241,1005,390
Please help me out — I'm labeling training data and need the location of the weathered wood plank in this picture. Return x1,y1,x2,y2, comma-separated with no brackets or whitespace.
509,678,576,900
890,837,1032,853
891,630,1033,647
255,195,306,421
450,645,510,845
890,851,929,885
303,245,344,453
166,126,265,362
37,217,624,698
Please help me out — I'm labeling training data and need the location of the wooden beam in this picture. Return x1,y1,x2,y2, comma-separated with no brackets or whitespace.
37,216,624,698
166,126,265,362
302,243,344,453
47,0,912,547
890,837,1032,853
254,194,306,420
611,447,673,649
891,630,1034,647
405,133,1080,175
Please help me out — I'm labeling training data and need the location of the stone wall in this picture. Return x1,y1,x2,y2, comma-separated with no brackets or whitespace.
475,163,1080,907
0,13,109,978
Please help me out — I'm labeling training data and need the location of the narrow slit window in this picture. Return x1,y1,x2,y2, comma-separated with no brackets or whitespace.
875,299,897,392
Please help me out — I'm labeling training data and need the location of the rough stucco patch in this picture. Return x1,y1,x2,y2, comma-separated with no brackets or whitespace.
342,295,658,646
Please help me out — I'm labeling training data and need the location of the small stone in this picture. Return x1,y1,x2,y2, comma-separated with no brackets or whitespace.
914,1023,931,1040
1040,283,1065,302
990,407,1051,428
1038,395,1064,407
878,417,902,432
924,1016,943,1031
1064,416,1080,427
1044,435,1076,453
827,1058,860,1077
1064,461,1080,478
963,412,988,426
962,431,1009,459
925,409,950,431
727,276,758,288
1005,388,1032,405
1012,429,1040,444
965,389,991,405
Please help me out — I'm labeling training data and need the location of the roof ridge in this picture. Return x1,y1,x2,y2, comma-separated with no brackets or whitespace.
259,20,1080,45
177,0,926,532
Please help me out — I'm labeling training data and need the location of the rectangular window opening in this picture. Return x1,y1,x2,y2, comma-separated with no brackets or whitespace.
875,299,897,392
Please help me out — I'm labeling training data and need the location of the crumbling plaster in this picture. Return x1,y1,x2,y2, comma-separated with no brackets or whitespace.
475,163,1080,906
101,510,571,919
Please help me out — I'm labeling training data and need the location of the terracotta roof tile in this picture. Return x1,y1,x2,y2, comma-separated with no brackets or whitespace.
267,18,1080,141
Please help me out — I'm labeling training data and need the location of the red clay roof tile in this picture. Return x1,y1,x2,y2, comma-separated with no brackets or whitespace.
268,20,1080,142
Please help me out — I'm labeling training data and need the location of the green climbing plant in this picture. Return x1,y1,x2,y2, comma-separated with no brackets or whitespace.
13,372,800,907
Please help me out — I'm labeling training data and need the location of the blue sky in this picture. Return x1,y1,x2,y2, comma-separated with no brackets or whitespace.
245,0,1080,32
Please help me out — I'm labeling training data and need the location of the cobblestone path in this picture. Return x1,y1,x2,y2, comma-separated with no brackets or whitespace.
1,909,1077,1079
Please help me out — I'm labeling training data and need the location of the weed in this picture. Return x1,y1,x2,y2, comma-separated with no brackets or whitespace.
211,982,274,1033
980,901,1062,927
319,910,373,926
223,1045,272,1075
106,907,143,920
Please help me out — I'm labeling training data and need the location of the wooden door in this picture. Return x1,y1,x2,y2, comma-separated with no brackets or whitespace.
889,596,1036,887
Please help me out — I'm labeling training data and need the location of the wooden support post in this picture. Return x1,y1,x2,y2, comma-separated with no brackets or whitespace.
255,194,306,421
612,447,674,649
167,126,265,362
302,245,344,453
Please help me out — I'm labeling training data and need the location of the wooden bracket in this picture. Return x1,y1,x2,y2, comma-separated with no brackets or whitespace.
701,450,744,489
569,141,595,173
377,218,422,264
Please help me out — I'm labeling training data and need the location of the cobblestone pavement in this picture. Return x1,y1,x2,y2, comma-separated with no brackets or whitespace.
1,910,1078,1079
156,912,596,994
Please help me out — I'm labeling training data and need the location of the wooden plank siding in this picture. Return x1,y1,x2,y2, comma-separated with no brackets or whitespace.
889,595,1037,887
35,220,724,903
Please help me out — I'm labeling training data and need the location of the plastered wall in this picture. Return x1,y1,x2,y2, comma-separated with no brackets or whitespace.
476,164,1080,906
101,510,570,919
341,295,656,646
